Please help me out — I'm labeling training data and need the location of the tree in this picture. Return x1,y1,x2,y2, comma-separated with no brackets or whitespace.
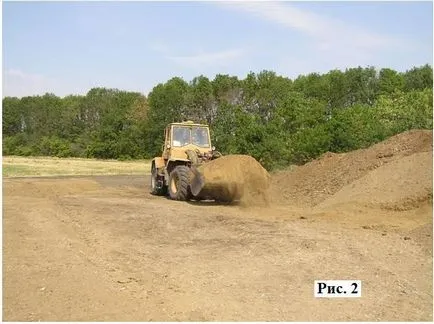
242,70,293,122
145,77,190,157
344,66,378,106
292,72,328,103
404,64,433,91
2,64,432,170
375,88,433,134
212,74,242,106
185,75,216,124
327,104,386,152
324,69,348,113
2,97,22,136
378,68,404,96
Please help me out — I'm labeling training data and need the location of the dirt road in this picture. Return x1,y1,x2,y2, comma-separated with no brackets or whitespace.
3,174,432,321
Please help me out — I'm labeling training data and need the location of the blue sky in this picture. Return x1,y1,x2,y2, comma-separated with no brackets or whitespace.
3,1,433,98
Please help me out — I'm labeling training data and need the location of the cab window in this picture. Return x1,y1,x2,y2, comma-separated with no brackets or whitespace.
191,127,210,147
172,126,191,147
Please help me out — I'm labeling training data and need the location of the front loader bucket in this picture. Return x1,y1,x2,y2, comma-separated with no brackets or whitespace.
190,167,205,197
190,164,240,202
189,155,271,204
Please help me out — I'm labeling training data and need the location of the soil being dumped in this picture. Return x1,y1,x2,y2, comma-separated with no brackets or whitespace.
193,154,271,206
270,129,433,208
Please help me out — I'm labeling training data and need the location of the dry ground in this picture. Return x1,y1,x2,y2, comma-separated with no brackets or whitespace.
3,174,432,321
3,130,433,321
3,156,151,177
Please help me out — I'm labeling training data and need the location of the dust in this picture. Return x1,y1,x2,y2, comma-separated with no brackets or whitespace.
270,129,433,208
194,155,271,207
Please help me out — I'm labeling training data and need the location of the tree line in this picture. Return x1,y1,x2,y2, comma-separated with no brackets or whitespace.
3,64,433,170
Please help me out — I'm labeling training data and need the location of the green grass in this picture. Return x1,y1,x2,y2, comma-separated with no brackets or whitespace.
3,156,152,177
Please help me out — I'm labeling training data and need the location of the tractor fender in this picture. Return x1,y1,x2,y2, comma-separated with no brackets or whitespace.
152,157,166,170
164,158,191,179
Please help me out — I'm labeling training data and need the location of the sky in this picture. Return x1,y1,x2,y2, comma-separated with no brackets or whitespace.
3,1,433,98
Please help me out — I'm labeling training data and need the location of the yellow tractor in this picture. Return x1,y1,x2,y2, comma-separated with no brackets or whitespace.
150,121,222,201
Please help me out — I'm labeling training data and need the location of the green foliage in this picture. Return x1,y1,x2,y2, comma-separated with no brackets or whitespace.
2,97,22,136
375,88,433,134
344,66,379,106
328,105,387,152
290,125,332,164
145,77,190,156
404,64,433,91
242,71,293,122
185,75,216,124
378,68,405,96
212,74,242,105
2,64,432,171
3,134,30,155
38,136,72,158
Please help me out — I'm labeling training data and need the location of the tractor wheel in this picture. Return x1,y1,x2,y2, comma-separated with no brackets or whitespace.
168,165,192,201
150,165,167,196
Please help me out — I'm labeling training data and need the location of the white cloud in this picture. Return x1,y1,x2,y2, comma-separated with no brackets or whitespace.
218,1,411,56
167,48,245,68
3,69,57,98
149,39,246,70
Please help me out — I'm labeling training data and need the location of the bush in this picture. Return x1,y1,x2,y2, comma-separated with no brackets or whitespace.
118,155,132,161
290,125,332,164
38,136,72,157
375,89,433,135
17,146,35,156
327,105,387,153
3,134,31,155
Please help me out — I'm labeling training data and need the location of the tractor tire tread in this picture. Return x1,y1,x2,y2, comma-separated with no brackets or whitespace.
169,166,192,201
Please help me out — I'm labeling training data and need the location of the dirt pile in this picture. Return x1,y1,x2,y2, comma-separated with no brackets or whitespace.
270,129,433,208
316,151,432,211
192,155,271,206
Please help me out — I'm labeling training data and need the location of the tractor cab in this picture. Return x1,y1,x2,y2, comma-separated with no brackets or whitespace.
162,121,214,163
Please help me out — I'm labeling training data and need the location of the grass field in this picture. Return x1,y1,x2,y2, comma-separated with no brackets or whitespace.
3,156,151,177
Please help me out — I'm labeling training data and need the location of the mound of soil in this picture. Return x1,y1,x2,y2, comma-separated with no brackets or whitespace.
193,155,271,206
316,151,432,211
271,130,433,207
